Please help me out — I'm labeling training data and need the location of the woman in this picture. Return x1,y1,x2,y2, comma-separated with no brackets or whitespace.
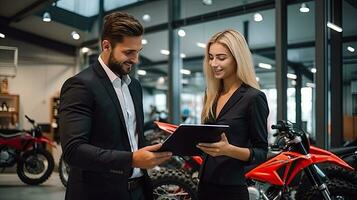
196,29,269,200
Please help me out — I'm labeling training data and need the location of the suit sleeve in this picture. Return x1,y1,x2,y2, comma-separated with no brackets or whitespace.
248,91,269,164
59,77,132,174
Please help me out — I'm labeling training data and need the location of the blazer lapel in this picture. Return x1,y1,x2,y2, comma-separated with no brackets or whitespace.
93,61,129,136
128,82,145,147
216,84,248,119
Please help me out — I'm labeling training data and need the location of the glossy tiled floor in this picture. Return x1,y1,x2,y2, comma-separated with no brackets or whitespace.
0,172,65,200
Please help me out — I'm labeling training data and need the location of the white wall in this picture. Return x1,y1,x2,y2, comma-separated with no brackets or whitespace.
0,37,77,129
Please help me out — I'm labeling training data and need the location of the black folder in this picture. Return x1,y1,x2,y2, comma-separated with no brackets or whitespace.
158,124,229,156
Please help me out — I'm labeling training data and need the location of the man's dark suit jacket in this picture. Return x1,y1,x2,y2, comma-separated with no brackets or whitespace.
59,61,153,200
199,83,269,186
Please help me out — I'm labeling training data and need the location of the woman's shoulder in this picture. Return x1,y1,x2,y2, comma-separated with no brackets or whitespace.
243,84,266,99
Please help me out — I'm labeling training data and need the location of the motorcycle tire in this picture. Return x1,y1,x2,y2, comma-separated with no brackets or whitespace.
300,178,357,200
150,168,198,200
295,166,357,200
16,148,54,185
59,154,69,187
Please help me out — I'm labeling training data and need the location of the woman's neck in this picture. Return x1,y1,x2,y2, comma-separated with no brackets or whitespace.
222,77,242,94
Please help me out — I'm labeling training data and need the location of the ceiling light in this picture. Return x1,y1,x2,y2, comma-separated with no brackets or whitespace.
258,63,272,69
178,29,186,37
256,77,260,82
202,0,213,5
71,31,80,40
42,12,51,22
157,77,165,84
347,46,355,52
311,68,317,73
137,69,147,76
254,13,263,22
291,80,297,86
81,47,90,53
299,3,310,13
327,22,343,32
160,49,170,55
142,14,151,22
196,42,206,48
181,69,191,75
0,33,5,38
142,39,148,45
287,73,297,79
306,82,315,88
180,53,186,58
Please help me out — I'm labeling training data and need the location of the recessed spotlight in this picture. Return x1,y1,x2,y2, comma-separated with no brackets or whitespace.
142,39,148,45
196,42,206,48
160,49,170,55
71,31,80,40
178,29,186,37
299,3,310,13
202,0,213,5
306,82,315,88
327,22,343,32
258,63,272,69
81,47,90,53
142,14,151,22
254,13,263,22
180,53,186,58
157,77,165,84
291,80,297,86
347,46,355,53
42,12,51,22
0,33,5,38
311,68,317,73
137,69,147,76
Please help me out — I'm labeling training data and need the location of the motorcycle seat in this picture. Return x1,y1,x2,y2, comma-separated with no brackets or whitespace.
0,129,24,138
330,146,357,156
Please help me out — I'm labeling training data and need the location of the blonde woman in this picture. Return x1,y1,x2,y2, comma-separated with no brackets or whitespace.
196,29,269,200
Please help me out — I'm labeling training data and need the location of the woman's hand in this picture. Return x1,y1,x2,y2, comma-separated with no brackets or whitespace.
196,133,232,157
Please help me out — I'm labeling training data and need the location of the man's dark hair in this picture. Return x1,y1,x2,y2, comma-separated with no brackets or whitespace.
101,12,143,47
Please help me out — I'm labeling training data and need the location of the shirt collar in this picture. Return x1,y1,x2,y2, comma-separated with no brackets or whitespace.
98,56,131,85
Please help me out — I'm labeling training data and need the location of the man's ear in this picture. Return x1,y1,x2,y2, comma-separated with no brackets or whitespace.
102,40,111,51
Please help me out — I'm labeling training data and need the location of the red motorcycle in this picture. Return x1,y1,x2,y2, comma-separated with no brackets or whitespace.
154,121,357,200
0,115,55,185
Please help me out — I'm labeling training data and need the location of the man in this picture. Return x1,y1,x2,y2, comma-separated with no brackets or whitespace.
59,12,172,200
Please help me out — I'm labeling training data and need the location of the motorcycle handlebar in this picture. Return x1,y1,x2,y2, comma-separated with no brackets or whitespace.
25,115,35,124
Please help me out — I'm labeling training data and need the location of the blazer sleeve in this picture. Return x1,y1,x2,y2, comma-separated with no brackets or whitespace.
248,91,269,164
59,77,133,174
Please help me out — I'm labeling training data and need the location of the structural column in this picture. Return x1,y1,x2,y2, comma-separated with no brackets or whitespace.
330,0,343,148
315,0,329,149
168,0,181,124
275,0,288,121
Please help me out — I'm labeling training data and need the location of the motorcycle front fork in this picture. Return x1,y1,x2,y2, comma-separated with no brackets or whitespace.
304,164,331,200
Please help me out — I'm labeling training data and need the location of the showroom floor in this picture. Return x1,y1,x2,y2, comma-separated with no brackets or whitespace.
0,172,65,200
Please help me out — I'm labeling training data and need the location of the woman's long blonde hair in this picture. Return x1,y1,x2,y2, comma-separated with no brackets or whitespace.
201,29,259,122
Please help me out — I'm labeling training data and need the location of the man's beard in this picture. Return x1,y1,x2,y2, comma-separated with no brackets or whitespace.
108,52,133,76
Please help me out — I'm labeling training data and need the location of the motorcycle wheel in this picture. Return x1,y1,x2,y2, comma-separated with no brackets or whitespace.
295,166,357,200
59,154,69,187
150,168,198,200
16,148,54,185
299,179,357,200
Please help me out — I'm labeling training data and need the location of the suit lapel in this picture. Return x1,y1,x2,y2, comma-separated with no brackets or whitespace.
216,84,248,120
128,82,146,147
93,62,129,137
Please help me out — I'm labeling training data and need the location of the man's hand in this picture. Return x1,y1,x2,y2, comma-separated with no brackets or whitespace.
132,144,172,169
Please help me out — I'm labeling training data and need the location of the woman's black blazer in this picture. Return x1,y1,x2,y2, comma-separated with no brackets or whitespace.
199,83,269,186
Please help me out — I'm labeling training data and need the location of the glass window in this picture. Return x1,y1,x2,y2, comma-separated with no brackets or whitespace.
56,0,99,17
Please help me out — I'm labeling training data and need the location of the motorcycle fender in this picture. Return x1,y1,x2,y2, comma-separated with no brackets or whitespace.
310,146,354,171
34,136,56,148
